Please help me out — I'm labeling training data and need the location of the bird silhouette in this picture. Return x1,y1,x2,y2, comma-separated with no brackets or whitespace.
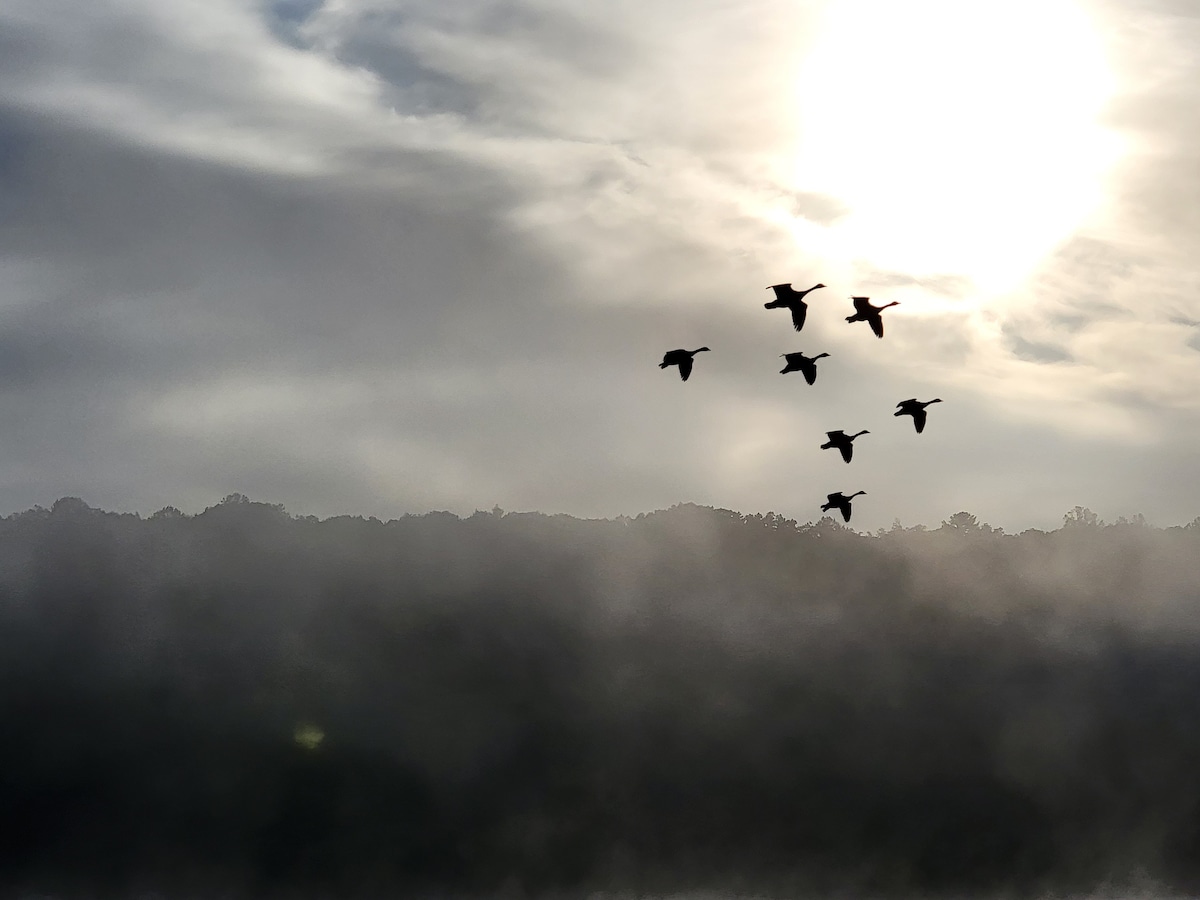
779,351,829,384
765,283,825,332
894,398,943,433
846,296,899,338
821,490,866,522
820,430,869,463
659,347,711,381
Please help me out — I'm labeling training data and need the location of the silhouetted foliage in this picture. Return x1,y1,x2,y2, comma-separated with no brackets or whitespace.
1064,505,1103,528
2,498,1200,897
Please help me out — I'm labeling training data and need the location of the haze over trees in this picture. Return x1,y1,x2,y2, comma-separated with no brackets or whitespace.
4,495,1200,897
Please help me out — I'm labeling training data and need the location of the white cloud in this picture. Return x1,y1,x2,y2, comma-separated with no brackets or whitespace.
0,0,1196,530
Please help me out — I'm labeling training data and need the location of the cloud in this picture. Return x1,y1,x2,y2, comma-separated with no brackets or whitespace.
1003,329,1074,365
0,0,1196,531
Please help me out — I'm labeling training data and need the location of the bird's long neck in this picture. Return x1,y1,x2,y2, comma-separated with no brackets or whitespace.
693,347,710,354
848,491,865,499
814,353,830,360
851,431,868,438
879,301,900,310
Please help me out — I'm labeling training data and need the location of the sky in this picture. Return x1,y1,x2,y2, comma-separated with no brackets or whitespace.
0,0,1197,533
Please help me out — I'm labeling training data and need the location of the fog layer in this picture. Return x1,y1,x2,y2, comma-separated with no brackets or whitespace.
4,496,1200,897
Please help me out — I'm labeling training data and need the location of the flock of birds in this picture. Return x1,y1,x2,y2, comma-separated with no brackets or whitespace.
659,282,943,524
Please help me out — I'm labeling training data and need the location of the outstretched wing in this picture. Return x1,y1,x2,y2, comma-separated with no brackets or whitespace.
790,302,807,332
802,361,818,385
840,444,853,464
768,284,793,301
852,296,872,314
679,357,693,381
869,314,884,338
841,501,852,522
913,408,927,433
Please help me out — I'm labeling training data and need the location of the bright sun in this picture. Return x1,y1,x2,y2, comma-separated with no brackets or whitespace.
789,0,1120,303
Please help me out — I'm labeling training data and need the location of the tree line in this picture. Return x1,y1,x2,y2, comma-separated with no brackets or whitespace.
3,494,1200,897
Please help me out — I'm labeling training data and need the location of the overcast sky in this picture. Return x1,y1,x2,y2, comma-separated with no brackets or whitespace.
0,0,1197,532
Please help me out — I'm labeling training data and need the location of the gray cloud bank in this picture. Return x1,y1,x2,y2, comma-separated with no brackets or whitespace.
0,1,1197,530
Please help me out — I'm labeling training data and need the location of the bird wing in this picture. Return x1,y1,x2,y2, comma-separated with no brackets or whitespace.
679,357,693,381
913,408,927,433
840,444,853,464
852,296,872,313
791,303,807,332
869,315,884,338
802,361,817,385
841,502,852,522
768,284,793,301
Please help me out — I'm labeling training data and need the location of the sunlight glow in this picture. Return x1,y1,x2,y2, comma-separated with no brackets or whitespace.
790,0,1121,302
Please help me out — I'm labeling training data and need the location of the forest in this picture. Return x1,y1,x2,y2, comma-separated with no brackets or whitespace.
4,494,1200,898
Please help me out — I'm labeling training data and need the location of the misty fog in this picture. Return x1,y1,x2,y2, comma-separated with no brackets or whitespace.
5,495,1200,898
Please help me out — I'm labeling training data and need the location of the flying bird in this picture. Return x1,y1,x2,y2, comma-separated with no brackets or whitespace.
846,296,899,338
765,283,825,332
659,347,711,381
821,490,866,523
779,351,829,384
820,430,870,464
894,398,943,433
